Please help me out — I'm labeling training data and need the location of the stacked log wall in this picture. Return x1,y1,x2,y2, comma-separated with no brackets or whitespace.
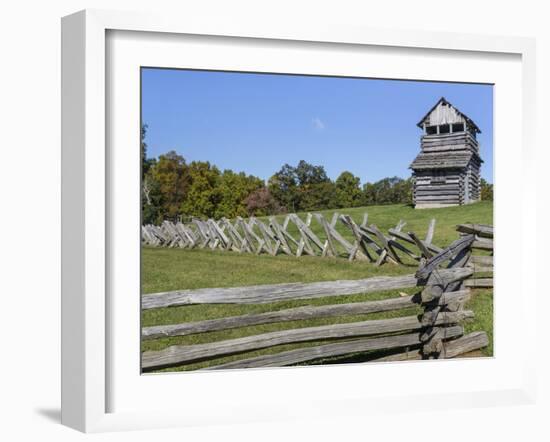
420,132,479,154
413,131,481,207
467,158,482,201
413,169,462,206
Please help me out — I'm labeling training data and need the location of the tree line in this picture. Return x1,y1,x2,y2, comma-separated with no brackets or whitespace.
141,125,492,224
480,178,493,201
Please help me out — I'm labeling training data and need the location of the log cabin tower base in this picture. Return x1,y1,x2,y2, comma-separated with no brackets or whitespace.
410,97,483,209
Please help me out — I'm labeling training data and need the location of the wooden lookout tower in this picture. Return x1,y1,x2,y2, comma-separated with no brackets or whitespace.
410,97,483,209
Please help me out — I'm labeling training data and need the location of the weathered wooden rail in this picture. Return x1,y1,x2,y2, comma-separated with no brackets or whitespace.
141,223,492,371
142,215,494,286
459,223,494,288
142,212,444,265
142,267,472,309
142,288,472,340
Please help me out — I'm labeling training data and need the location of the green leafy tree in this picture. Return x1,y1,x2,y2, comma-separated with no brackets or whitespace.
268,164,299,212
142,173,163,224
299,181,338,211
294,160,330,187
335,171,362,208
294,160,334,210
362,176,412,205
269,160,334,211
140,124,162,224
181,161,222,218
141,124,156,177
480,178,493,201
149,151,191,220
214,170,264,219
361,182,376,206
392,177,413,204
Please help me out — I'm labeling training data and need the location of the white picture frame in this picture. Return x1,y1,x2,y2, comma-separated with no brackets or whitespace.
61,9,537,433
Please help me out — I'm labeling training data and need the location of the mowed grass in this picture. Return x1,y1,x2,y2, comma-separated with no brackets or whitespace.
142,248,414,294
141,201,493,371
268,200,493,248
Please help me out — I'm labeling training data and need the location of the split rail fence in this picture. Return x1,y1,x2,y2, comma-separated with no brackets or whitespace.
142,213,494,272
141,223,492,371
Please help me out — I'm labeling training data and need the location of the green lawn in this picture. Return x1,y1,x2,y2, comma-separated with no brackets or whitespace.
267,200,493,256
141,201,493,371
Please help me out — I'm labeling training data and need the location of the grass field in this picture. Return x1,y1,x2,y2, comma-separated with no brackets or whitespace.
141,201,493,371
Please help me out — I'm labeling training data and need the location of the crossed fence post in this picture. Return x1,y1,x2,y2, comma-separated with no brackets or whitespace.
415,234,476,358
141,214,455,271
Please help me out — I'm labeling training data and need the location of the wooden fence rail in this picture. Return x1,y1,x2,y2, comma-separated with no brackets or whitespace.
142,288,472,340
203,327,467,370
459,223,494,288
141,222,493,371
142,212,446,265
142,267,473,309
371,331,489,363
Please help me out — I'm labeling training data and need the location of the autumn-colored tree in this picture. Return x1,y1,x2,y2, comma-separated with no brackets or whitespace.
141,131,423,222
244,187,284,216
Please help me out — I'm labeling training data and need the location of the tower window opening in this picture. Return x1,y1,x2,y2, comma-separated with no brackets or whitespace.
426,125,437,135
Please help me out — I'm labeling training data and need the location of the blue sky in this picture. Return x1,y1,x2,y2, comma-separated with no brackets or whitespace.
141,68,493,183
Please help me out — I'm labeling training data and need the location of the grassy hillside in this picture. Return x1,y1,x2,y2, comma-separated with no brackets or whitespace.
266,200,492,252
142,201,492,293
141,201,493,370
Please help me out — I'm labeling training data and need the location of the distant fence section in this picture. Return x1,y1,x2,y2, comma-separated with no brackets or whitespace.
141,224,492,371
142,213,494,271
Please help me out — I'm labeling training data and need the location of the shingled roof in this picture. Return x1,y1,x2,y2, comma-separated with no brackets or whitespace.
409,151,482,170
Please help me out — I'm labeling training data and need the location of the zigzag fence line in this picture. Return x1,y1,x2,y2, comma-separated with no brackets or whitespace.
142,212,493,269
141,230,492,372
